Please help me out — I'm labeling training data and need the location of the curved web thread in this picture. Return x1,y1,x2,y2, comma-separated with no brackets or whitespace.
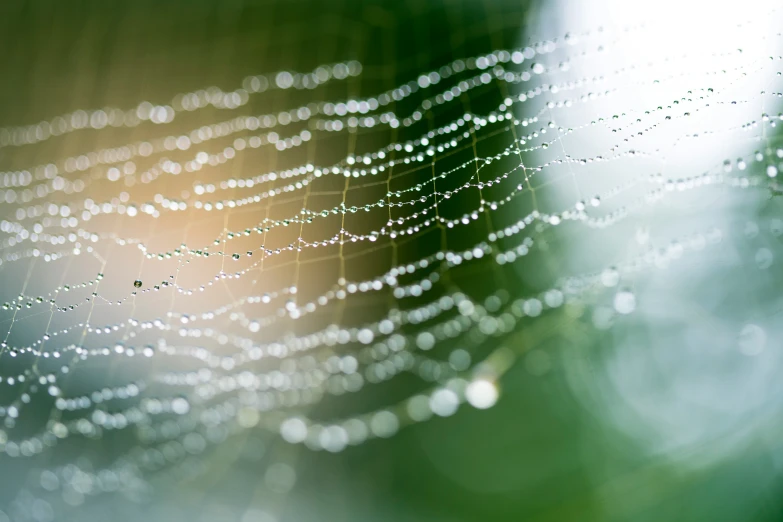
0,13,781,519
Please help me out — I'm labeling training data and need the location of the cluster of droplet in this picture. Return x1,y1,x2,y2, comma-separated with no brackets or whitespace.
0,17,781,519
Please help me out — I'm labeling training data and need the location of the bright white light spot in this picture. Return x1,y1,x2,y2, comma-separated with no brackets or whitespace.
430,389,459,416
465,380,499,409
280,417,307,443
613,291,636,315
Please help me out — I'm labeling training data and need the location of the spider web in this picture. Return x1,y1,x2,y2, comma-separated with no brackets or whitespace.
0,5,783,522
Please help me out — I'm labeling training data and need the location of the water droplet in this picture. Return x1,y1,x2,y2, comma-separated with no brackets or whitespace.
613,290,636,314
601,267,620,287
738,324,766,356
755,248,773,270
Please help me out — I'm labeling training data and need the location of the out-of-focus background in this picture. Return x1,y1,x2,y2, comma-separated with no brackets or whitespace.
1,1,783,521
